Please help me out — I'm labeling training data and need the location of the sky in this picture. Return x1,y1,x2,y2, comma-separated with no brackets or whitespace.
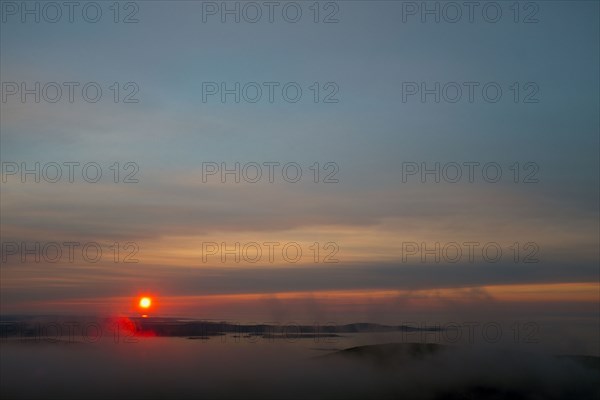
0,1,598,340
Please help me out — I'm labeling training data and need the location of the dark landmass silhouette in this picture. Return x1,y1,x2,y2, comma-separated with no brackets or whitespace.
322,342,600,370
319,343,600,399
320,342,446,366
0,315,441,339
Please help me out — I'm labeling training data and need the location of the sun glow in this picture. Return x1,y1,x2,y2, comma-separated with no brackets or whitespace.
139,297,152,309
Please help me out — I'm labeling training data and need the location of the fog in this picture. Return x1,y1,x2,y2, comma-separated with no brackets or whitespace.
2,332,598,399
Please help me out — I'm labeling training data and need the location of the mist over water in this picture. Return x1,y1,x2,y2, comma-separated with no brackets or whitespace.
2,317,599,399
2,335,599,399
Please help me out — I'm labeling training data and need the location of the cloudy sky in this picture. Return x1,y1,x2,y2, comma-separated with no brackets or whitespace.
0,1,598,336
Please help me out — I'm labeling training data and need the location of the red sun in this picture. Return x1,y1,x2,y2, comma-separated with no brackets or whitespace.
139,297,152,309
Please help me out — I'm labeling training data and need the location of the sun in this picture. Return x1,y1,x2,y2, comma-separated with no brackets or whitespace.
139,297,152,309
